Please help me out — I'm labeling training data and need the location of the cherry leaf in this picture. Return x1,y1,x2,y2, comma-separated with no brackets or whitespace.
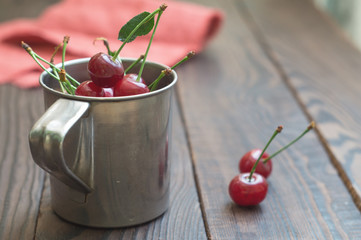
118,12,155,43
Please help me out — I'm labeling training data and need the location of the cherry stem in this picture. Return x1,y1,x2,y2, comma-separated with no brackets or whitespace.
22,41,79,93
60,36,74,94
59,69,76,94
136,9,164,83
50,58,66,93
93,37,112,55
112,4,167,61
148,69,168,91
263,121,315,163
172,51,195,70
51,43,62,63
49,42,73,94
62,36,70,70
148,51,195,91
148,68,171,91
33,53,73,94
36,53,79,87
29,48,80,86
22,42,59,78
124,55,144,74
248,126,283,181
36,53,79,86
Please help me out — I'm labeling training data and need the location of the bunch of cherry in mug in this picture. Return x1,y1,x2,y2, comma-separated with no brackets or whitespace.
77,52,148,97
75,50,193,97
22,4,193,97
229,122,315,206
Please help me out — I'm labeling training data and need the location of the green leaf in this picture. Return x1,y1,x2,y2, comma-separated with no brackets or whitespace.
118,12,155,43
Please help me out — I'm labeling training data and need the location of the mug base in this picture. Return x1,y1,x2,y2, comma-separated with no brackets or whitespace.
52,207,168,228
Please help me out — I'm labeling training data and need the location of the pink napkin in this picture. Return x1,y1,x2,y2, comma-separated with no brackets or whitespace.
0,0,223,88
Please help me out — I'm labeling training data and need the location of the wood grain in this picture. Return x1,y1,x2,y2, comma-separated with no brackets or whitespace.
176,0,361,239
0,2,56,239
34,96,207,240
0,86,45,239
243,0,361,210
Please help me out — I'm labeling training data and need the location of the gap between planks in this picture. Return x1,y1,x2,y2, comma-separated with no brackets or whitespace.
174,84,212,240
236,0,361,213
33,174,47,240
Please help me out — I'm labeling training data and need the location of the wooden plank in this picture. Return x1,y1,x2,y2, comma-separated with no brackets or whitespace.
176,0,361,239
34,97,207,240
0,86,45,239
243,0,361,210
0,2,56,239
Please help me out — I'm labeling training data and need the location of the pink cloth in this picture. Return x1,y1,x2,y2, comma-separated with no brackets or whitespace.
0,0,223,88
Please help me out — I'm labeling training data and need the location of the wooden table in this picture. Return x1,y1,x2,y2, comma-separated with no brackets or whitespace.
2,0,361,239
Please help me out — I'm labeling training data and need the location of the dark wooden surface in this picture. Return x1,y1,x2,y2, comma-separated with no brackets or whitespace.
1,0,361,239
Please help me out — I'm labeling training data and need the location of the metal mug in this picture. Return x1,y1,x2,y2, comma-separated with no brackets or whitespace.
29,58,177,227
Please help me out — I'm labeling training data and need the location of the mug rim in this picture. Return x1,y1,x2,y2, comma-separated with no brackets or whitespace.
39,57,178,102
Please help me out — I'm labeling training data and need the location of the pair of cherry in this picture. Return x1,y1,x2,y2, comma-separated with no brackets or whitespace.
75,52,149,97
229,122,315,206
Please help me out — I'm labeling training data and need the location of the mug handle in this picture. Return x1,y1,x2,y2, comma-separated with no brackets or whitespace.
29,98,92,193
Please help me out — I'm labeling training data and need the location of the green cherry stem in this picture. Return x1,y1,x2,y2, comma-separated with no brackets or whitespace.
61,36,70,70
50,58,67,93
136,13,162,82
50,43,62,63
22,41,80,91
149,51,195,91
112,4,167,61
263,121,315,163
93,37,112,56
148,68,168,91
60,36,77,94
33,54,59,79
34,51,80,86
124,54,144,74
136,9,164,82
171,51,195,70
148,68,171,91
248,126,283,181
59,69,76,94
50,43,71,94
22,42,59,79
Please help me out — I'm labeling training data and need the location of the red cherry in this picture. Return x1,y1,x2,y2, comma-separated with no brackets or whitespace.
88,52,124,88
75,80,105,97
228,173,268,206
103,88,114,97
239,149,272,178
122,73,145,84
113,73,149,96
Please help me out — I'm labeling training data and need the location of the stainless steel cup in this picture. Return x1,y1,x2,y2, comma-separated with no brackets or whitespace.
29,58,177,227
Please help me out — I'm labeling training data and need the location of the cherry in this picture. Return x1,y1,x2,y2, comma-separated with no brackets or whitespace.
75,80,105,97
239,149,272,179
103,88,114,97
88,52,124,88
228,173,268,206
122,73,145,84
113,73,149,96
239,122,315,178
